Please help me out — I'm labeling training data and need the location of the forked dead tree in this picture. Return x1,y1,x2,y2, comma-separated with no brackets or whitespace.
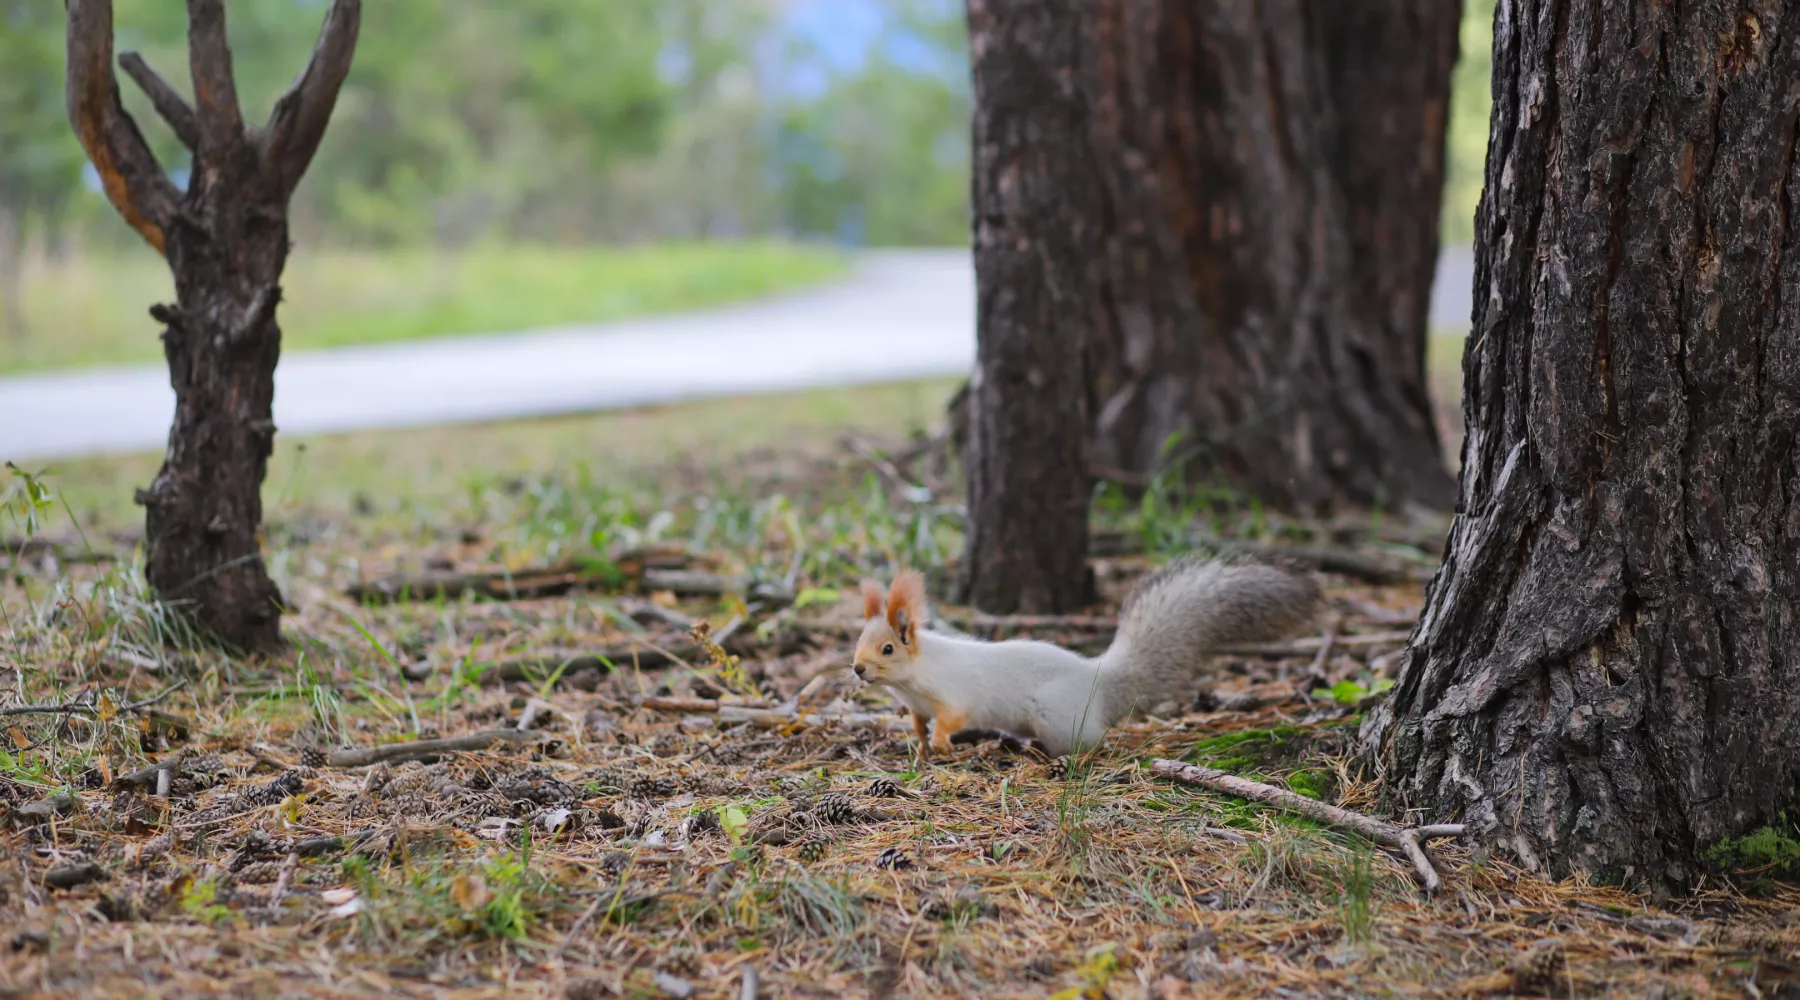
65,0,360,652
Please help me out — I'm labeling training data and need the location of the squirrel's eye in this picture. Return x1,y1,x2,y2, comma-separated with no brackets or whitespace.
882,643,894,655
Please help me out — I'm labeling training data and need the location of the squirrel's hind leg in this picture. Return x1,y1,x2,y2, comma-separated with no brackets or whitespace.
930,709,969,755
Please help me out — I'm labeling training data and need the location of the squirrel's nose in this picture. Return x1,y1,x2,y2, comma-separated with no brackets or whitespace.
852,663,866,678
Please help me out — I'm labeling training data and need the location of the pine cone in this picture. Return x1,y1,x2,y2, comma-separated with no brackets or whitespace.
584,767,627,795
235,829,279,858
814,792,859,825
626,776,675,801
875,847,913,871
298,746,327,769
865,777,904,799
232,860,285,884
797,837,830,864
242,771,305,808
686,810,721,837
1510,944,1564,991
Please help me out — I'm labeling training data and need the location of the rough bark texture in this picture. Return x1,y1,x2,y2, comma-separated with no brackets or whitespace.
1366,0,1800,890
65,0,359,653
959,0,1100,613
1073,0,1459,513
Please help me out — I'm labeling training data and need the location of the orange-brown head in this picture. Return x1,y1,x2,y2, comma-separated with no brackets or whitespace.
851,571,926,684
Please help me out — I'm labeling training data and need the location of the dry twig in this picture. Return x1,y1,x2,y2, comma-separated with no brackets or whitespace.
0,678,188,718
325,729,550,768
1151,758,1463,893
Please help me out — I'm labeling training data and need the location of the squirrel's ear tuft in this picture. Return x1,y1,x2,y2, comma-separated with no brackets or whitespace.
886,570,926,643
860,579,885,621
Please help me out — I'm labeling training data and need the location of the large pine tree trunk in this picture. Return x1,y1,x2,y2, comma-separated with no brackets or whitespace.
1366,0,1800,889
958,0,1101,613
1080,0,1458,513
66,0,358,653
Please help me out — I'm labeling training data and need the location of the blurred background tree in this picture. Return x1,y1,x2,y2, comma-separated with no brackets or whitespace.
0,0,1492,367
0,0,89,340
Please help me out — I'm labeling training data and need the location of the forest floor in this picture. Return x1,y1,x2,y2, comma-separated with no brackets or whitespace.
2,375,1797,999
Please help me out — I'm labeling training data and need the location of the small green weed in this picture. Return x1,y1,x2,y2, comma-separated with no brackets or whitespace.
1312,677,1395,706
1705,815,1800,881
177,876,236,926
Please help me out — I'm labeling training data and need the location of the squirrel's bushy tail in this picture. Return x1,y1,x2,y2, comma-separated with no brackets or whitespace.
1095,556,1320,722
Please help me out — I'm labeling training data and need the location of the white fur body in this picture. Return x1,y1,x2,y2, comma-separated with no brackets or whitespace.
887,630,1112,756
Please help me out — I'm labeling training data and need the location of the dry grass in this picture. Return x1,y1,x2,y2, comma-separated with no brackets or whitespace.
3,380,1795,1000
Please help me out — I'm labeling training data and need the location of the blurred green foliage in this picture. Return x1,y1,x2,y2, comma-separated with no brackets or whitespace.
0,0,1493,354
4,0,1492,254
1443,0,1495,245
0,0,972,252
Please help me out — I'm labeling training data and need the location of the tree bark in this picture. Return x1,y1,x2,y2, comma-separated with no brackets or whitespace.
959,0,1101,613
1077,0,1458,514
1366,0,1800,890
65,0,359,653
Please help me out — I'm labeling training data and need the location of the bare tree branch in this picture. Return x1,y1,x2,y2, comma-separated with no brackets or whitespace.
118,51,200,151
263,0,361,198
65,0,181,254
183,0,245,159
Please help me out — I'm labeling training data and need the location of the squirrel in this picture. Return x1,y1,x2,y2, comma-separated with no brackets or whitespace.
851,557,1321,758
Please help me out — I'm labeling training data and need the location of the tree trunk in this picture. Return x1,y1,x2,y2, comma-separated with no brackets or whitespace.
1078,0,1458,514
65,0,359,654
136,164,291,652
1365,0,1800,890
959,0,1101,613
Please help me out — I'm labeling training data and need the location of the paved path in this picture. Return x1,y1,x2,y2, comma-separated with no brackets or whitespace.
0,246,1475,463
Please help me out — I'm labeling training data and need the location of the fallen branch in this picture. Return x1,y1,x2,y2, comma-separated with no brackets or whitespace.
0,678,188,719
325,729,550,768
1212,539,1428,585
294,829,377,857
1150,759,1463,894
492,644,694,682
1,537,117,565
640,696,720,713
43,861,107,890
112,756,184,792
1215,630,1413,658
944,611,1120,635
12,792,79,823
716,705,909,733
348,562,611,604
490,625,766,686
346,544,708,605
1089,530,1430,585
